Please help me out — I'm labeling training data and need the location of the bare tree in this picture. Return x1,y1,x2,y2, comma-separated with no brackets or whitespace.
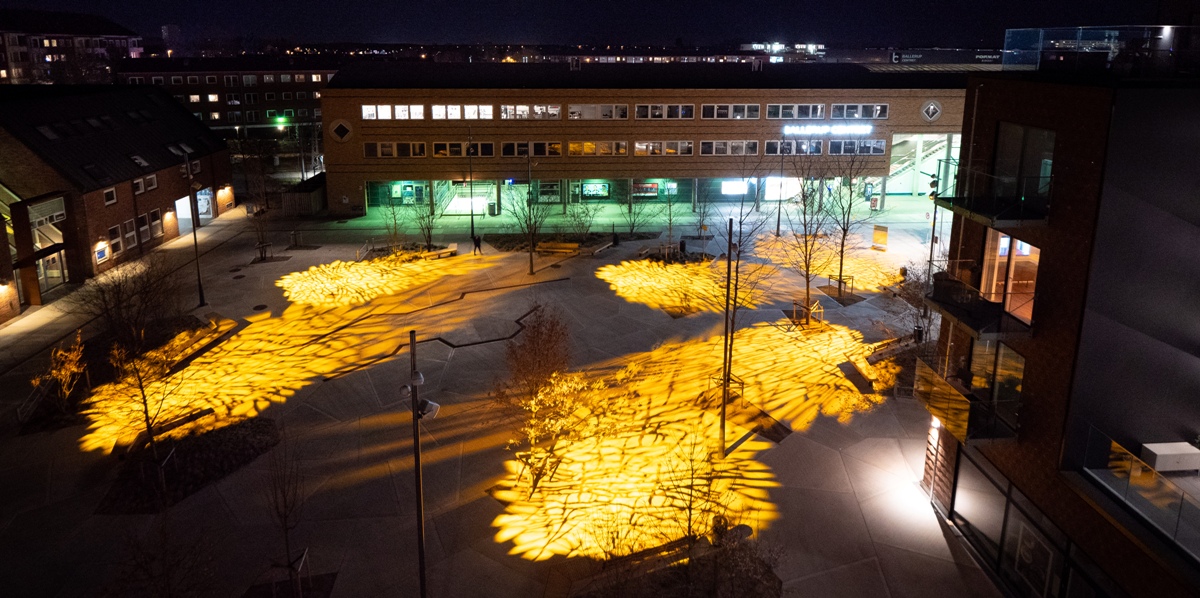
108,344,187,466
263,426,306,597
505,182,553,275
406,180,454,250
380,197,408,253
896,258,941,339
824,149,883,298
238,138,281,212
104,515,215,598
694,185,716,240
31,329,87,415
711,157,776,454
494,303,594,494
565,201,602,241
780,152,835,325
616,184,664,235
66,252,186,352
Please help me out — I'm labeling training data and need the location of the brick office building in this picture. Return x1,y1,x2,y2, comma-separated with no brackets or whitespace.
318,62,966,220
918,70,1200,596
0,85,233,322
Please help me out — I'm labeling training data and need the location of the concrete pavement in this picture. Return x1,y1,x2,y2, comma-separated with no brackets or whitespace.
0,204,997,597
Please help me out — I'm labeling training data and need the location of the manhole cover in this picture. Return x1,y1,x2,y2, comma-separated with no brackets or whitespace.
233,274,245,280
229,267,242,273
252,304,268,311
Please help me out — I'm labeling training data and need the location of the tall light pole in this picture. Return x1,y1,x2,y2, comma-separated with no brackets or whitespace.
526,155,536,276
183,152,206,307
468,126,476,239
405,330,428,598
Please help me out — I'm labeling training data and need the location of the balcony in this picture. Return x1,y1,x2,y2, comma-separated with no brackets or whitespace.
914,355,1019,443
1082,425,1200,564
934,168,1051,227
924,260,1032,340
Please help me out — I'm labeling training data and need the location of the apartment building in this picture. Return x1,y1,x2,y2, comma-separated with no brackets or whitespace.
0,9,142,84
117,57,340,135
918,71,1200,597
0,85,232,321
319,62,965,219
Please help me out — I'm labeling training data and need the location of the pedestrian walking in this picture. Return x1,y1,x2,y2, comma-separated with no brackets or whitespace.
472,235,483,255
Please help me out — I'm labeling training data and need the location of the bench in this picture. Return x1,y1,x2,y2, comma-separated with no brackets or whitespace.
536,242,579,255
420,243,457,260
637,246,652,258
589,241,613,256
846,353,878,393
118,407,216,457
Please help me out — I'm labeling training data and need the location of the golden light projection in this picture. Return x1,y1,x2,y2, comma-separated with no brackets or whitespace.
79,256,498,453
595,260,773,316
490,320,888,560
756,234,903,293
277,253,487,308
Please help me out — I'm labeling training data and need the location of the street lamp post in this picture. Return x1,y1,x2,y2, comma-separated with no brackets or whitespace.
405,330,428,598
526,155,536,276
468,127,476,239
183,152,206,307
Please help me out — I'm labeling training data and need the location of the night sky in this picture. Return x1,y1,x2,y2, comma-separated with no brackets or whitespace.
3,0,1158,48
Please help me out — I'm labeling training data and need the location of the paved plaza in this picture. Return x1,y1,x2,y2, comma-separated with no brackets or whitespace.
0,202,998,597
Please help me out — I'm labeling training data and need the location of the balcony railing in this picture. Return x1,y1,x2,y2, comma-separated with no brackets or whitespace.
934,168,1051,226
914,353,1019,443
924,259,1032,339
1082,425,1200,564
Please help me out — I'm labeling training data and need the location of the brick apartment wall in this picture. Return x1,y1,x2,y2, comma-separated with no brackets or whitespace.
320,87,966,216
947,77,1197,597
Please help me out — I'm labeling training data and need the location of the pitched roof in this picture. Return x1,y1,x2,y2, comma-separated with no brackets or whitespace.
0,86,227,194
326,61,969,91
0,9,137,37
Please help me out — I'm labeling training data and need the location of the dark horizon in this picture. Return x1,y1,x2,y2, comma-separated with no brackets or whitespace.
1,0,1159,49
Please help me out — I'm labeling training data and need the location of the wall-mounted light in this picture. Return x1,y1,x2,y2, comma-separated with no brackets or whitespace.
931,416,941,429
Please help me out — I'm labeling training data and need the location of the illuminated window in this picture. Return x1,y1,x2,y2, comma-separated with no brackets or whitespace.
700,104,760,119
568,141,627,156
634,141,663,156
394,105,424,119
721,180,749,195
826,139,885,155
313,91,321,99
209,112,221,120
634,104,693,119
567,104,627,119
831,104,888,119
149,209,163,237
766,104,825,119
981,230,1040,325
362,104,398,119
281,74,292,82
264,75,276,83
188,94,200,103
432,142,465,157
379,142,395,157
295,74,305,82
108,225,123,255
500,104,560,119
312,74,322,82
700,140,758,155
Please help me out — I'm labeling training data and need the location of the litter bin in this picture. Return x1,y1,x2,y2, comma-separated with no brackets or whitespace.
913,325,924,343
487,202,498,216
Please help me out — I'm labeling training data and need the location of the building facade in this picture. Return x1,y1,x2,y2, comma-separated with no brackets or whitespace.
116,57,340,136
0,85,233,321
0,9,142,84
919,73,1200,597
320,62,965,220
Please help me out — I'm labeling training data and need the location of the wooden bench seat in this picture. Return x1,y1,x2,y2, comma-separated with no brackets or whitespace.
536,242,580,255
420,243,458,260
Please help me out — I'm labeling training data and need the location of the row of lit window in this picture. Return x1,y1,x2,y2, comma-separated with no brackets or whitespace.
361,102,889,121
127,73,324,86
362,138,888,158
199,108,321,122
184,91,320,104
